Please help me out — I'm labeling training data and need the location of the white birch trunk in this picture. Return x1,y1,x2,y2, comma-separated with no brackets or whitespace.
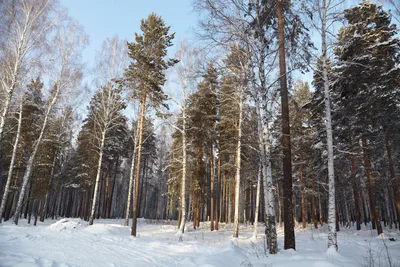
253,164,262,238
89,130,106,225
178,108,187,238
124,122,140,226
0,101,22,223
321,0,338,252
256,90,277,254
13,84,60,225
233,87,243,238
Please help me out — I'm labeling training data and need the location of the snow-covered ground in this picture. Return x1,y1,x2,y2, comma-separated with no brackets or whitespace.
0,218,399,267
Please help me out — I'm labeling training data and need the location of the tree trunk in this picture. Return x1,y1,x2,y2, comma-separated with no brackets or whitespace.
253,164,262,238
125,122,140,226
361,135,383,235
210,144,215,231
131,95,146,236
108,158,119,218
300,154,306,229
88,130,106,225
0,101,22,223
384,130,400,230
321,0,337,251
178,109,187,237
350,154,361,230
216,155,221,230
40,155,57,222
277,0,295,250
233,89,243,238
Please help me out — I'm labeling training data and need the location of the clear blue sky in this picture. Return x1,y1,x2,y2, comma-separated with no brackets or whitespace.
60,0,197,71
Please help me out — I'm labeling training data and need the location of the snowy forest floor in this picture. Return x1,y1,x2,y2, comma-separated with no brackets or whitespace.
0,218,399,267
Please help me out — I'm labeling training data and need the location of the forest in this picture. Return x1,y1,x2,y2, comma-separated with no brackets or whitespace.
1,0,400,265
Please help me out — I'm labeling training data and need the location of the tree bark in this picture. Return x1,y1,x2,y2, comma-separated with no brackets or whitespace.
216,155,221,230
384,130,400,230
361,135,383,235
253,164,262,237
277,0,295,250
131,95,146,236
320,0,338,251
350,154,361,230
89,130,106,225
125,122,140,226
210,144,215,231
233,88,243,238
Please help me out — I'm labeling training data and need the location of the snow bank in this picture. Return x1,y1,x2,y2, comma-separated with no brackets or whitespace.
47,218,84,231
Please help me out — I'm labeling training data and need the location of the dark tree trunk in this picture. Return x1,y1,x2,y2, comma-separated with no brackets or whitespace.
131,95,146,236
277,0,295,250
362,135,383,235
350,154,361,230
384,130,400,230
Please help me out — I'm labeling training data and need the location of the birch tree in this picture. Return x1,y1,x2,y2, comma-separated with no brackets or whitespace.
156,41,203,239
0,99,22,223
88,85,126,226
13,16,87,225
0,0,55,144
223,45,250,238
89,37,128,226
319,0,338,252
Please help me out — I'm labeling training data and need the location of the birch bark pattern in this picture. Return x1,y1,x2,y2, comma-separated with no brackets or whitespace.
233,88,243,238
0,101,22,223
253,164,261,237
320,0,338,251
178,105,187,237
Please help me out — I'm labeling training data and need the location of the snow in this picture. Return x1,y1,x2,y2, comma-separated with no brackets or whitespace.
1,219,399,267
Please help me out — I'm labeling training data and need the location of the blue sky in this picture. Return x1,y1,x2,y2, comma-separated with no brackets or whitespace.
60,0,197,72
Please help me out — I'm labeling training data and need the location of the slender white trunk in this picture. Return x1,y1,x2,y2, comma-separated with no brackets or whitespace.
253,164,262,237
124,122,140,226
178,105,187,238
233,88,243,238
0,89,14,143
256,90,277,254
13,85,60,225
321,0,337,251
89,130,106,225
0,101,22,223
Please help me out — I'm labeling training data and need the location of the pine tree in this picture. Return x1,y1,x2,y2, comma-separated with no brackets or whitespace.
123,13,178,236
333,1,400,235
